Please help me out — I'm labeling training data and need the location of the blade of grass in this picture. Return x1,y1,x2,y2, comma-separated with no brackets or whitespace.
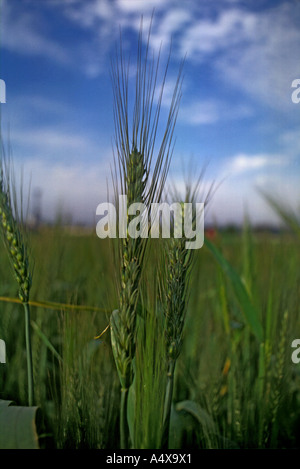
30,319,62,363
258,189,300,239
204,238,263,342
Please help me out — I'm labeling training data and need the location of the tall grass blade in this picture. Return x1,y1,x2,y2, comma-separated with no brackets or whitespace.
258,190,300,239
205,238,263,342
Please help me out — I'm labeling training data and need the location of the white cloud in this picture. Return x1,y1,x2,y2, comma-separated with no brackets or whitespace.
200,148,300,226
117,0,171,14
180,100,219,125
147,8,192,52
2,0,299,227
3,0,300,109
12,148,296,227
13,155,111,225
179,8,256,58
226,153,286,175
1,0,70,64
178,98,252,125
149,3,297,113
65,0,116,27
206,169,300,227
165,169,294,227
279,130,300,157
214,5,300,111
206,178,281,227
12,128,98,156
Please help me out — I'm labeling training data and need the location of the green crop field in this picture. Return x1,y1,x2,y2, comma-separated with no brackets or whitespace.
0,223,300,449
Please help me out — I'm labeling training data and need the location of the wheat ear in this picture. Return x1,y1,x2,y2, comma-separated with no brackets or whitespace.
110,16,183,449
0,143,34,406
161,175,210,448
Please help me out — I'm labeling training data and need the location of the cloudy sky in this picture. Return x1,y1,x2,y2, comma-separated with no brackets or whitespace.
0,0,299,227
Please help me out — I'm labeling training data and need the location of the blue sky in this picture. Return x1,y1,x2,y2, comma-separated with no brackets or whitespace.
0,0,299,226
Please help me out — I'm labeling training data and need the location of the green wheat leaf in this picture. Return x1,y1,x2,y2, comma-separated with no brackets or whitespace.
205,238,263,342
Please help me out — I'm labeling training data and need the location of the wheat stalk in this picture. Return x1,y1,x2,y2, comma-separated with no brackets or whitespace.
160,175,211,447
0,139,34,406
110,16,183,449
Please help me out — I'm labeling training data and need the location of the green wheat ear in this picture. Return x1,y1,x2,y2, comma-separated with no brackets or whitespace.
160,173,213,448
109,15,183,449
0,203,32,303
0,158,32,303
0,142,34,407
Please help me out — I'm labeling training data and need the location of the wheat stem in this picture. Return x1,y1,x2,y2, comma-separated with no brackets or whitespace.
161,178,208,447
110,14,183,449
24,302,34,407
1,143,34,406
120,387,129,449
162,359,175,449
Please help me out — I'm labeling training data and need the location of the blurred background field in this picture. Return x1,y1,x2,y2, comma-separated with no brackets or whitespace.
1,221,299,449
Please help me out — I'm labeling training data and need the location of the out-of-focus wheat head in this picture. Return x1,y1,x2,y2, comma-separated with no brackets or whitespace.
0,150,32,303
